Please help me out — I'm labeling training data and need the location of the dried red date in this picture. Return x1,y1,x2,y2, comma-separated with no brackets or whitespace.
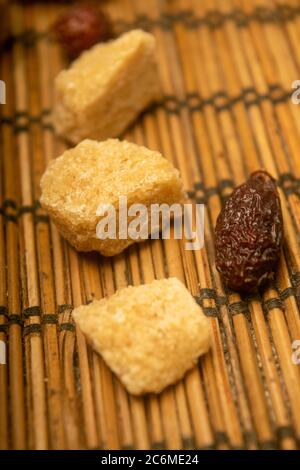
215,170,283,294
52,3,113,59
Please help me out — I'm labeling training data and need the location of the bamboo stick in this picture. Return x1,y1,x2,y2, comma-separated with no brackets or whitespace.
44,3,82,449
132,0,243,450
10,2,49,450
24,2,66,449
0,109,8,449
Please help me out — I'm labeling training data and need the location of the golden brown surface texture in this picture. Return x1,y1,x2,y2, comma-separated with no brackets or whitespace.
73,277,211,395
53,29,161,143
40,138,184,255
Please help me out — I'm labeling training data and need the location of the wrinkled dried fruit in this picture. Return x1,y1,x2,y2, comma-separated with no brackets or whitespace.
52,3,113,59
215,170,283,294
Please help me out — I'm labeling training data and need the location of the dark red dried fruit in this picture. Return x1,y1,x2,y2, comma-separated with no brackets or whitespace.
215,170,283,294
52,3,113,60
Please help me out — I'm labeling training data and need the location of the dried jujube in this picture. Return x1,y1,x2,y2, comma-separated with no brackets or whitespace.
52,3,113,59
215,170,283,294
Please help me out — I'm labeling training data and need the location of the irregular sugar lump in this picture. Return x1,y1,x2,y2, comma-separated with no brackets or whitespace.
53,29,161,144
40,138,185,256
72,277,211,395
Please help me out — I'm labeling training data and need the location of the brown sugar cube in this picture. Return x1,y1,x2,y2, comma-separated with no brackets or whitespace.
40,138,185,256
72,277,211,395
53,29,161,144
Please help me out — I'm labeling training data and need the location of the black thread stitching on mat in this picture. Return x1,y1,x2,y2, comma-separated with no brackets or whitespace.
194,289,227,317
2,315,75,332
0,200,41,220
280,287,294,301
202,307,219,317
193,294,203,304
214,431,230,447
194,4,299,29
263,297,283,314
198,444,216,451
243,431,258,448
2,30,48,51
0,109,53,133
277,4,297,21
292,272,300,286
196,289,227,304
13,123,54,133
0,86,292,129
160,89,284,114
276,425,295,441
1,174,300,220
190,174,300,203
278,172,297,185
42,314,58,325
23,306,41,318
206,187,220,199
181,437,196,449
18,203,40,215
194,181,205,191
150,441,166,451
2,4,300,53
0,306,8,318
162,95,182,114
229,300,249,317
277,173,300,197
259,440,277,450
278,172,300,199
139,87,292,117
3,199,17,209
194,180,234,203
260,278,278,293
219,179,235,190
199,287,217,300
13,125,29,133
217,296,227,306
58,304,74,313
4,214,18,223
186,190,195,199
116,5,300,32
24,323,41,336
35,214,50,223
59,323,75,332
195,196,206,204
9,314,23,326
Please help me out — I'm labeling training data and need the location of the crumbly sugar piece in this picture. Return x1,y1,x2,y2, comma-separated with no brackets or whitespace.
53,29,161,143
72,277,211,395
40,138,185,255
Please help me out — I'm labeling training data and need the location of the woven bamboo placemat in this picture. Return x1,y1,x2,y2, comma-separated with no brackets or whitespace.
1,0,300,450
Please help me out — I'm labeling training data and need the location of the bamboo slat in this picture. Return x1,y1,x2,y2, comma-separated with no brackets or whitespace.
1,0,300,450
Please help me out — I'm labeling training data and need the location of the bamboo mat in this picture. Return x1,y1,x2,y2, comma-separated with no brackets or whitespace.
1,0,300,451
